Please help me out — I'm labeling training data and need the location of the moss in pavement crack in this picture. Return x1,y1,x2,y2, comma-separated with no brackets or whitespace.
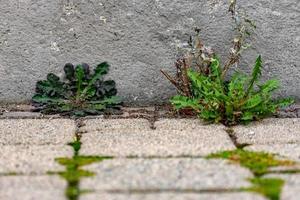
242,178,284,200
207,149,295,176
206,149,299,200
49,137,113,200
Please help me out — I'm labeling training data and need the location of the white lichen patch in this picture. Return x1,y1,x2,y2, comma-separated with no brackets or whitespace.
50,42,60,52
99,16,107,23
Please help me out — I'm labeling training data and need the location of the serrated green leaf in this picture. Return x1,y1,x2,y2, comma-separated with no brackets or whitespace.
258,79,280,93
36,74,65,97
243,95,262,109
241,112,254,121
75,65,85,99
246,55,262,96
210,57,222,79
80,62,110,98
32,94,65,104
274,98,294,108
95,62,109,75
47,73,60,84
86,87,96,99
171,95,201,111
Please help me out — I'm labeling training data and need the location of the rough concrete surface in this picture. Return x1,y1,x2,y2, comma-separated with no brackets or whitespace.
80,118,152,133
0,145,73,174
232,118,300,145
82,158,253,190
82,193,267,200
246,144,300,161
0,119,75,145
80,119,235,157
0,176,66,200
0,0,299,104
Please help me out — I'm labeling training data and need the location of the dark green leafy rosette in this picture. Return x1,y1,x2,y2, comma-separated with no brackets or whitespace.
32,62,122,116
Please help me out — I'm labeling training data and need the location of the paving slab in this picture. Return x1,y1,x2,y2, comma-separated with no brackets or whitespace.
0,176,66,200
82,158,252,191
154,119,216,130
232,118,300,145
0,119,75,145
246,144,300,162
81,192,266,200
80,118,152,133
80,119,235,157
0,145,73,174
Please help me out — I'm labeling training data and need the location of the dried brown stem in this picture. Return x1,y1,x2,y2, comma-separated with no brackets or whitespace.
222,0,244,79
181,58,192,97
160,70,183,94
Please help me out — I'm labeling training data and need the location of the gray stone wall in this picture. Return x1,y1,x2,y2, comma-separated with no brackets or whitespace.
0,0,299,104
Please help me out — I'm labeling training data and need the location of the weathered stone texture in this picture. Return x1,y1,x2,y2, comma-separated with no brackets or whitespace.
0,0,299,103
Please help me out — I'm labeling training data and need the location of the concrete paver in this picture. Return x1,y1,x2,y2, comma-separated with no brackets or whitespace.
80,119,235,157
80,119,152,133
0,119,75,145
1,116,300,200
0,145,73,174
246,144,300,161
81,192,267,200
82,158,253,191
0,176,66,200
233,118,300,145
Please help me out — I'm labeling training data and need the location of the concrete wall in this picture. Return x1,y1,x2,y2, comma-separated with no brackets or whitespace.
0,0,299,104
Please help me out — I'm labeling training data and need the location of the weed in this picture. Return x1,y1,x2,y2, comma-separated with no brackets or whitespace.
161,1,293,125
32,62,122,116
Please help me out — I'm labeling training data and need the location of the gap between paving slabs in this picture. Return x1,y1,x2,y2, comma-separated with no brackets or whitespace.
207,142,300,200
2,109,300,200
47,119,113,200
58,117,300,200
73,117,300,200
47,117,243,200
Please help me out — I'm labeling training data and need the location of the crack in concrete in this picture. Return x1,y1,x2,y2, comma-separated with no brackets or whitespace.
225,127,252,149
98,188,243,194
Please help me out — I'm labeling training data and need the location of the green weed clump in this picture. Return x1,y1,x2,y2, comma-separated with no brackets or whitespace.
164,50,293,126
32,62,122,116
162,1,293,125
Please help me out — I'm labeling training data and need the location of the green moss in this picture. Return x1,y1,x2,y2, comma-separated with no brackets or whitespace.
270,169,300,174
53,145,113,200
68,141,82,156
65,181,80,200
207,149,295,176
0,172,21,176
55,155,113,169
53,169,95,182
244,178,284,200
53,135,114,200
